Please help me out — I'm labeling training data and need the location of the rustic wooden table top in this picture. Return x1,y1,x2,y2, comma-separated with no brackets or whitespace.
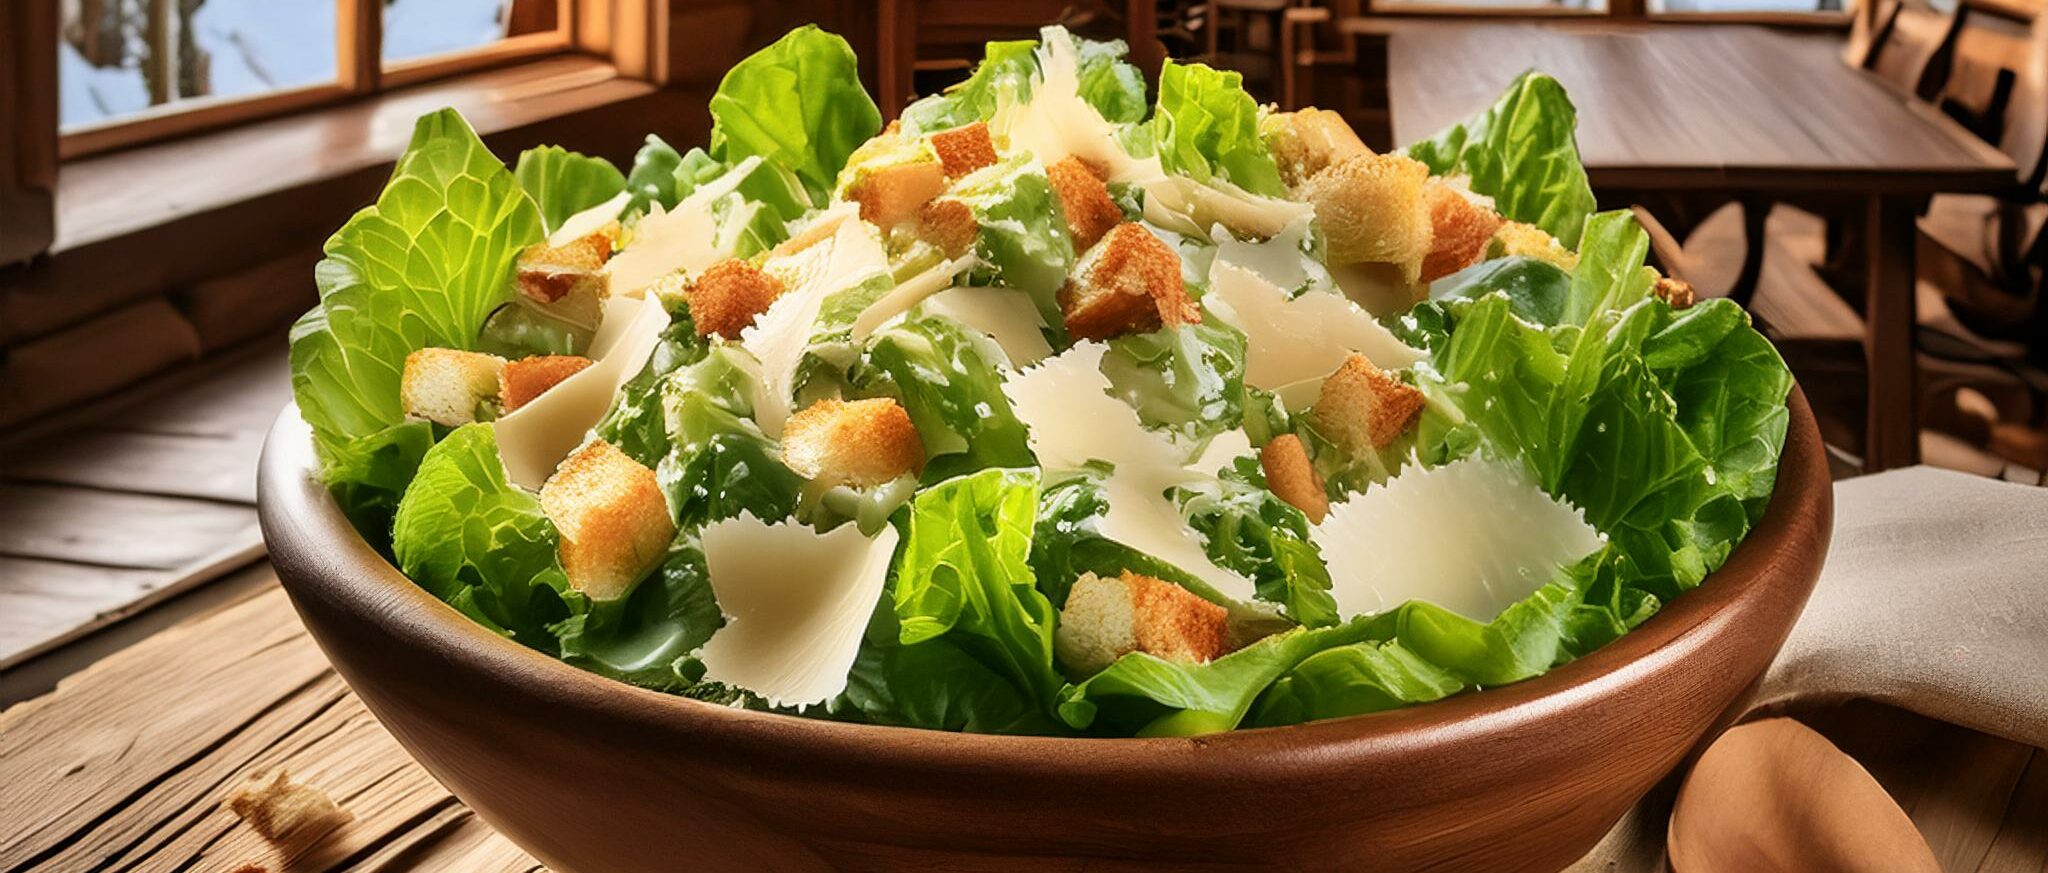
1385,22,2015,193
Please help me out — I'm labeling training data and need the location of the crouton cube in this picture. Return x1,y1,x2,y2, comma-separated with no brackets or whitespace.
929,121,998,178
540,439,676,601
1058,223,1200,341
1418,180,1505,284
1054,570,1231,676
780,397,926,488
1048,157,1124,253
1491,221,1579,272
1260,434,1329,524
1297,152,1432,282
400,348,506,426
500,355,594,413
918,198,979,259
516,230,615,327
1313,354,1426,452
845,160,948,228
224,768,352,847
1654,276,1697,309
687,258,785,339
1263,108,1371,188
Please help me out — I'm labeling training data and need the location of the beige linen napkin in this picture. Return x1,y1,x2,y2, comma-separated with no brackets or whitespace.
1572,465,2048,871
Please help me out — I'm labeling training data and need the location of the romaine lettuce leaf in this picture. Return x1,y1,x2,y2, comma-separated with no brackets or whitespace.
593,296,708,468
392,424,574,649
841,588,1069,734
1103,319,1248,442
708,25,882,204
1562,210,1653,326
290,109,543,532
856,314,1035,481
623,134,684,217
951,156,1075,332
899,28,1148,136
1428,255,1572,326
513,145,626,233
1402,71,1598,248
1178,457,1340,627
656,347,804,528
892,468,1066,712
554,536,724,689
1150,60,1287,197
1058,618,1380,736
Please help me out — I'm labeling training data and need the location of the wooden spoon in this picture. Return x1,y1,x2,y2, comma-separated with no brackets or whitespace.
1669,717,1940,873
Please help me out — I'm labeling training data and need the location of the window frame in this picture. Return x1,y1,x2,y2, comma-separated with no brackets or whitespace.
57,0,580,160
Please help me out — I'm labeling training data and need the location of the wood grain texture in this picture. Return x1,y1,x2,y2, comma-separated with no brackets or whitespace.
251,395,1832,872
1385,23,2014,193
0,484,255,570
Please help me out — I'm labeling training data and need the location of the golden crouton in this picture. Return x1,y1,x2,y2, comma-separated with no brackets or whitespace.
917,198,979,259
1313,354,1426,452
224,769,352,847
1048,157,1123,253
1260,434,1329,524
516,229,616,326
1058,223,1200,341
1492,221,1579,272
1264,108,1371,188
1297,152,1433,282
780,397,926,488
500,354,594,413
540,439,676,601
400,348,506,426
845,160,948,228
1419,181,1505,284
687,258,785,339
1654,276,1697,309
929,121,999,178
1054,570,1231,676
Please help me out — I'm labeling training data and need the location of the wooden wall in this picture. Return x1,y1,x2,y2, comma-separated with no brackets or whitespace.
0,1,57,267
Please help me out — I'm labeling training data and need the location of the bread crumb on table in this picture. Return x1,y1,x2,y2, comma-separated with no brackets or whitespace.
224,768,352,846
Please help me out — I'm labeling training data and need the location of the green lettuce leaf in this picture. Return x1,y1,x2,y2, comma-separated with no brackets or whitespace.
290,109,543,532
392,424,574,649
623,134,684,217
951,156,1075,332
1402,72,1598,248
656,347,804,528
554,536,724,689
900,39,1039,135
1563,210,1654,326
892,468,1066,712
1058,619,1380,736
1102,318,1248,442
841,587,1069,734
593,297,707,468
1150,60,1286,197
856,314,1035,481
1428,255,1572,326
513,145,626,233
708,25,882,204
1178,457,1339,627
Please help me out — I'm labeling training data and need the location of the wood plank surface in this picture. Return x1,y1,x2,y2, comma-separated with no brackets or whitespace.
2,574,2041,873
1384,22,2014,193
0,484,255,569
0,428,263,504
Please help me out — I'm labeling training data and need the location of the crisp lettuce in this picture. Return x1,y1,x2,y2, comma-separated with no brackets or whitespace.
857,314,1036,481
1150,60,1286,197
1102,319,1248,442
513,145,626,233
291,109,543,531
892,469,1066,712
1563,210,1654,325
708,25,882,204
899,28,1148,136
555,537,724,689
951,156,1075,332
594,296,708,468
657,347,804,528
392,424,573,648
1178,458,1339,627
1428,255,1572,326
623,134,684,217
1403,71,1598,248
1060,619,1379,736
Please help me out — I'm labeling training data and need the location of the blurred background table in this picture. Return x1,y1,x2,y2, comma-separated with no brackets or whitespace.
1385,21,2016,471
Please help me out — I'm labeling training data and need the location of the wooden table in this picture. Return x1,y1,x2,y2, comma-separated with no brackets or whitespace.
1386,22,2016,471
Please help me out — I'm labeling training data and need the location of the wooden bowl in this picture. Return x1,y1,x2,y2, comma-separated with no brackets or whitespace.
258,389,1833,873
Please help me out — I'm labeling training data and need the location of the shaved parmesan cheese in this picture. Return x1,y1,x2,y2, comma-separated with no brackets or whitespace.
1314,456,1604,622
1192,428,1252,474
917,286,1053,367
850,254,977,342
549,190,629,247
1142,177,1314,242
495,294,671,489
1214,218,1321,294
743,217,890,434
697,513,901,708
1205,261,1424,391
1003,343,1256,601
992,30,1161,185
604,157,770,298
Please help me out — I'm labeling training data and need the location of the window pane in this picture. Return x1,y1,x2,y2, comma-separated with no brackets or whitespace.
59,0,338,130
382,0,558,66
